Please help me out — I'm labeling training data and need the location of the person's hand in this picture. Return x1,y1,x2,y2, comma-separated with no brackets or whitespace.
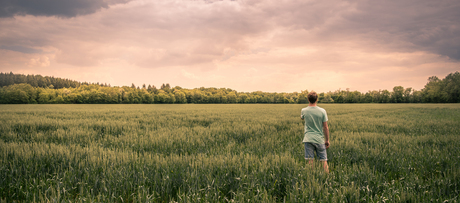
325,141,330,149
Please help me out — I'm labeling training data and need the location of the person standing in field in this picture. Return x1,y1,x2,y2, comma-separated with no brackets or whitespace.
301,91,330,173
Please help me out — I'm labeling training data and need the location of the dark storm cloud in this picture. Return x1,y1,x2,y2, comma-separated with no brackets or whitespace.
250,0,460,60
0,0,132,18
336,0,460,60
0,45,42,53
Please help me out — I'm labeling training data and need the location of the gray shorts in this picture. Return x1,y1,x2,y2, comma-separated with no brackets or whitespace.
304,142,328,161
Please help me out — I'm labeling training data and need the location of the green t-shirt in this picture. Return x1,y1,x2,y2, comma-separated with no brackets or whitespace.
301,106,328,144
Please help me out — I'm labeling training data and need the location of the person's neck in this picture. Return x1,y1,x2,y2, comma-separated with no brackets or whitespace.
308,102,317,107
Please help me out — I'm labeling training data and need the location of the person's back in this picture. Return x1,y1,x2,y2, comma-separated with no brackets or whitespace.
300,91,329,173
301,106,327,144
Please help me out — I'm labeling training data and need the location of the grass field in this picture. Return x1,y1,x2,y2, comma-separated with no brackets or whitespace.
1,104,459,202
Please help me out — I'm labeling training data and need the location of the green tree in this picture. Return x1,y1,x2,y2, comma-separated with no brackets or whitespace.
238,93,248,103
392,86,404,103
442,71,460,102
52,95,64,103
335,94,344,103
168,93,176,103
161,83,171,93
174,91,187,104
363,91,373,103
227,92,237,103
380,90,391,103
297,94,308,104
155,91,169,103
412,90,422,103
320,94,334,103
422,76,442,103
403,87,412,103
221,96,228,103
38,89,54,104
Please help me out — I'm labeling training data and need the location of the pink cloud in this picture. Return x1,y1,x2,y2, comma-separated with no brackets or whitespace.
1,0,459,93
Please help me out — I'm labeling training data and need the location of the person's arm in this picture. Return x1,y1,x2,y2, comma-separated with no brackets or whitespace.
323,121,330,148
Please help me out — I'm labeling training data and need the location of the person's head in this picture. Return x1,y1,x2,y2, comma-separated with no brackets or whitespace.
307,91,318,103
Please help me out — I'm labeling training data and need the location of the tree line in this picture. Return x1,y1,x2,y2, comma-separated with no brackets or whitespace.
0,72,82,89
0,71,459,104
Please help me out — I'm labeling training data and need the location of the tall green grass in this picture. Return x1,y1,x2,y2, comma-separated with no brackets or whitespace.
1,104,459,202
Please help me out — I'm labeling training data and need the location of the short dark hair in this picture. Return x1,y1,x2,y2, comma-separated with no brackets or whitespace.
307,91,318,103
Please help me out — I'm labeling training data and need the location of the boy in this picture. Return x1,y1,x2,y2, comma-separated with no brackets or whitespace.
300,91,330,173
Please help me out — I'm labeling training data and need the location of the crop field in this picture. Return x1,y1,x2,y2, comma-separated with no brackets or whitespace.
1,104,460,202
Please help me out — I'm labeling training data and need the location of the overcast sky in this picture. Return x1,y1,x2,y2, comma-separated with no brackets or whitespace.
1,0,459,93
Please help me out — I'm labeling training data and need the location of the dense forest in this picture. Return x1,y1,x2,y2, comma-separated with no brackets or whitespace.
0,71,459,104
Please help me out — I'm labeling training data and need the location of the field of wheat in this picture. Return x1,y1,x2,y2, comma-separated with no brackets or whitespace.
1,104,459,202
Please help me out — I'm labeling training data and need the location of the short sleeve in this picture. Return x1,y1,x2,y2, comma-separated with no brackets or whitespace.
323,110,328,122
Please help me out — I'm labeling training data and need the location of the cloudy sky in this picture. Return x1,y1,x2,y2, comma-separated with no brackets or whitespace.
1,0,459,93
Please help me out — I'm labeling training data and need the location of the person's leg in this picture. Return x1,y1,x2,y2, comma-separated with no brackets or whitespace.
322,161,329,173
304,143,315,168
308,159,315,169
315,143,329,173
